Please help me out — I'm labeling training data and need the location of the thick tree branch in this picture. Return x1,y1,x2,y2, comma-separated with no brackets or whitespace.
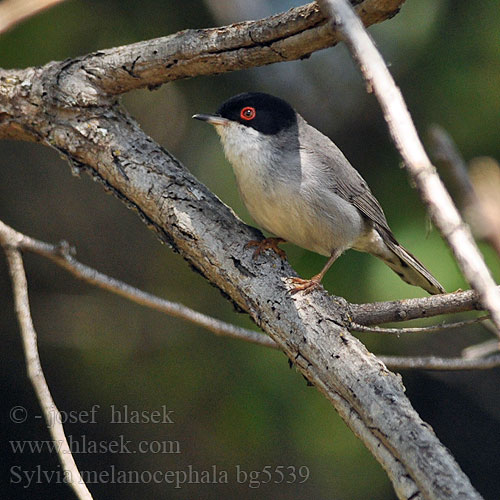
0,105,431,494
317,0,500,344
59,0,405,100
1,244,92,500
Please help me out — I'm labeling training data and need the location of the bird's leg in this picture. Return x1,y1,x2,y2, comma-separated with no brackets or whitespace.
245,237,287,260
290,250,341,294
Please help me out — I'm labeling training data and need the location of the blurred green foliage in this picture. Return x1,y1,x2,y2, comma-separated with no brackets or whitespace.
1,1,499,499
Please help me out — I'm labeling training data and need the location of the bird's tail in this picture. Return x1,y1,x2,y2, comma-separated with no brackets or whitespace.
377,229,446,295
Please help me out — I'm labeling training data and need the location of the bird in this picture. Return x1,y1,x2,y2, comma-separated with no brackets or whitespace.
193,92,445,295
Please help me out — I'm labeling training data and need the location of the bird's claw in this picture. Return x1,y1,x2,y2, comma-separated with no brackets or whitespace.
289,276,322,295
245,238,287,260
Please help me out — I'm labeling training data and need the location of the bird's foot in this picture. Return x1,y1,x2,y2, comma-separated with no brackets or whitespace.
245,237,287,260
289,274,323,295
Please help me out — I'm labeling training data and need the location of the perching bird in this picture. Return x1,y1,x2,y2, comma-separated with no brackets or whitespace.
193,92,445,295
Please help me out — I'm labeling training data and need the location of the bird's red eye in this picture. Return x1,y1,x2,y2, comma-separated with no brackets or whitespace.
240,106,256,121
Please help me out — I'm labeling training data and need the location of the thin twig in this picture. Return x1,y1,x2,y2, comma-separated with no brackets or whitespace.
351,315,489,335
2,245,93,500
317,0,500,340
378,354,500,371
0,219,275,349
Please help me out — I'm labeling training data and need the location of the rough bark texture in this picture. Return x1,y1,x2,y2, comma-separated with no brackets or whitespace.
0,1,483,499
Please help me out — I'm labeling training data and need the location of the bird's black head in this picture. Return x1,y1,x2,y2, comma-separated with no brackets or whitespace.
216,92,297,135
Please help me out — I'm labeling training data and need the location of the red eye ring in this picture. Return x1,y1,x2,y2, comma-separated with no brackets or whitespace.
240,106,256,121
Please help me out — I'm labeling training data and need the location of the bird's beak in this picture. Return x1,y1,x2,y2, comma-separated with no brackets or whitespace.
192,113,230,126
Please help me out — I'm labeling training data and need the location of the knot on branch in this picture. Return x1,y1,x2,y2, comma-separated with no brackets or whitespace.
34,58,114,109
56,240,76,258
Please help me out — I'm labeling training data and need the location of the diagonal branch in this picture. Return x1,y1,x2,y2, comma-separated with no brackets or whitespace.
1,244,93,500
0,219,274,349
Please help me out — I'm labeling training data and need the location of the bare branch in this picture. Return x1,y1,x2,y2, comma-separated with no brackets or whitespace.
1,244,93,500
349,289,487,325
351,315,489,335
378,354,500,371
317,0,500,343
75,0,404,98
0,0,66,34
0,219,275,349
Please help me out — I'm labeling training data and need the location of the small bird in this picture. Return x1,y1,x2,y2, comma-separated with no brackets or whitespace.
193,92,445,295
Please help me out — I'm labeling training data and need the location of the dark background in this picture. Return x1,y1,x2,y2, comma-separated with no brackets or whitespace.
1,0,499,498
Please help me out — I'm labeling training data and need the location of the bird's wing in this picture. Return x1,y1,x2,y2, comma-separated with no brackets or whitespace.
332,167,393,234
303,129,394,235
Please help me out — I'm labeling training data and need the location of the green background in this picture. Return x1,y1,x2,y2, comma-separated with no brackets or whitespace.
1,0,499,498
